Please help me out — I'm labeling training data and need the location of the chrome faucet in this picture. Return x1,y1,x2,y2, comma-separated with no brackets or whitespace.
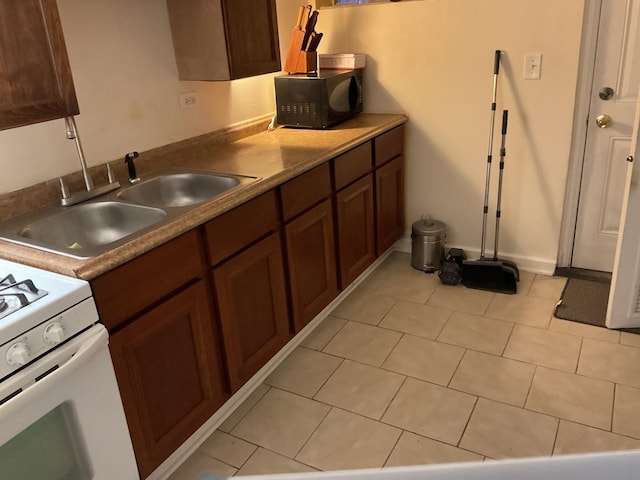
58,116,121,207
65,117,94,191
124,151,140,184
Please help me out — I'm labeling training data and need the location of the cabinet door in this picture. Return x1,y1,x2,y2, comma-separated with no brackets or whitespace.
109,282,226,479
285,199,338,332
0,0,79,130
335,174,375,288
376,155,405,255
214,232,290,391
222,0,281,79
166,0,280,81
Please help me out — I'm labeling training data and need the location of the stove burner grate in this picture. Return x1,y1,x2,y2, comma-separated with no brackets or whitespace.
0,273,48,320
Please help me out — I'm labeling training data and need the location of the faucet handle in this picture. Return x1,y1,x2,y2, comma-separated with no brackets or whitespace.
59,178,70,199
106,163,117,184
45,177,70,203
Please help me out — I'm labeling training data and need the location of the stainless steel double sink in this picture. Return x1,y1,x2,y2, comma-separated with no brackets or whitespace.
0,171,259,258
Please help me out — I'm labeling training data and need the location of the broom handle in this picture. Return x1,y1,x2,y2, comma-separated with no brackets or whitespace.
494,110,509,260
480,50,502,259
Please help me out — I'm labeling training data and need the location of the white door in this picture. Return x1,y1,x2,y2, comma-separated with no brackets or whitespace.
572,0,640,272
607,92,640,328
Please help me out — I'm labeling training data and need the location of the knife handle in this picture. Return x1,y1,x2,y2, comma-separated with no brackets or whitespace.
307,10,318,32
307,32,323,52
494,50,501,75
295,5,305,30
300,5,312,31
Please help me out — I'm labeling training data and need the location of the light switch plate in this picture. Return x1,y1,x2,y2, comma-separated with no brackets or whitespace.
524,53,542,80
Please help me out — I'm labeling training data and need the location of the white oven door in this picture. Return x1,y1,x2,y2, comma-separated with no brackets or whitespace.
0,324,139,480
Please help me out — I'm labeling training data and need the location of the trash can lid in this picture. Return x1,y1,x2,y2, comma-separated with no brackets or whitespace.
412,218,446,235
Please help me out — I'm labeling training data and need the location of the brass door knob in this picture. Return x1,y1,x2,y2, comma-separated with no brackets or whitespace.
596,114,612,128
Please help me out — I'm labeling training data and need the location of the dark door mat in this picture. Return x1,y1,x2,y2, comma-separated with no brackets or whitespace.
554,277,640,334
555,277,610,327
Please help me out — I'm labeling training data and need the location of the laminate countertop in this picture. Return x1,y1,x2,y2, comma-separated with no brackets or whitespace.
0,113,408,280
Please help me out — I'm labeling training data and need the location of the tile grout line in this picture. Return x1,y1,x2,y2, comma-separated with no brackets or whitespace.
610,383,617,433
377,375,410,423
313,316,349,352
549,415,561,456
446,347,469,389
455,395,480,449
289,398,334,465
574,336,584,374
380,426,404,468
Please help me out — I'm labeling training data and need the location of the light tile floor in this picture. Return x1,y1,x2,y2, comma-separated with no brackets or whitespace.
169,252,640,479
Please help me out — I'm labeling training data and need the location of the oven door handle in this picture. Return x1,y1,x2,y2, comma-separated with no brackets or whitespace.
0,324,108,419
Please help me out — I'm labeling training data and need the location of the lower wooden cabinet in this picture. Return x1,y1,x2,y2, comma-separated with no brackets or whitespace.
213,232,291,391
335,174,376,288
98,125,404,477
284,199,338,332
109,281,226,479
375,155,405,255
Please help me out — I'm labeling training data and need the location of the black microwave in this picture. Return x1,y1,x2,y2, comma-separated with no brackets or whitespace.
274,69,363,129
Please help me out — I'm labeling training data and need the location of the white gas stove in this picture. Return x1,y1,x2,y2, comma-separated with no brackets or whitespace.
0,258,139,479
0,258,97,382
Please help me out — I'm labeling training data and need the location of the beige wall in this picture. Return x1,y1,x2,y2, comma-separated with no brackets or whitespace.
0,0,584,272
315,0,585,273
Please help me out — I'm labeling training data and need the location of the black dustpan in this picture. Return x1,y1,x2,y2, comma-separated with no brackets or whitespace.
462,258,517,294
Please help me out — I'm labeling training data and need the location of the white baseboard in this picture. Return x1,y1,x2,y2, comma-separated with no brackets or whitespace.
396,237,557,276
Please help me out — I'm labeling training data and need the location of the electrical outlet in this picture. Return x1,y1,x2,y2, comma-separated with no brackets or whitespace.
523,53,542,80
179,92,198,109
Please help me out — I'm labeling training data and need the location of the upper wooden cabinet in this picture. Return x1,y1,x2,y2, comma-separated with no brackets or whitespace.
166,0,281,81
0,0,79,130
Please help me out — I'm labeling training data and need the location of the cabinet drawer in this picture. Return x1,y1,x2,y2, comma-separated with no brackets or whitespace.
91,230,203,331
374,125,404,167
280,163,331,222
333,142,372,190
205,190,279,266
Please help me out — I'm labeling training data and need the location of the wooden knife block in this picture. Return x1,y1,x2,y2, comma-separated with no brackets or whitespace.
284,28,317,74
285,51,317,74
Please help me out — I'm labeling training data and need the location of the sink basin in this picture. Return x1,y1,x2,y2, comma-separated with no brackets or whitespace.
118,172,242,208
2,202,166,258
0,170,259,259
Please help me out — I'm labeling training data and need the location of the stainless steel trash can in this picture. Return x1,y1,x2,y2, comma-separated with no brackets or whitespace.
411,218,446,272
